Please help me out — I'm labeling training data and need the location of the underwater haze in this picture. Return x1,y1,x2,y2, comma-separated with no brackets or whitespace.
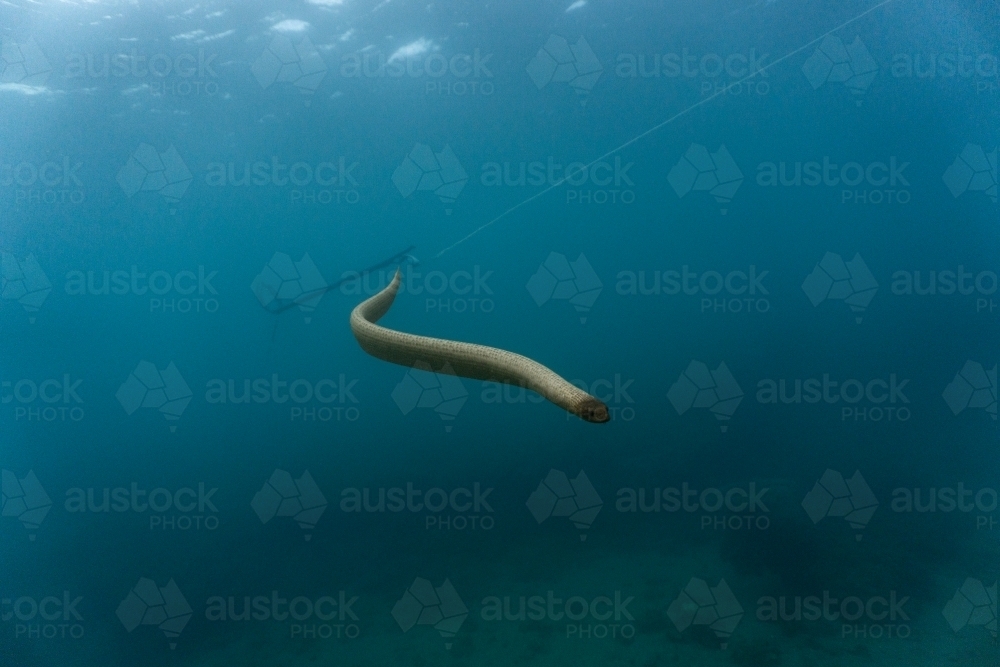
1,0,998,665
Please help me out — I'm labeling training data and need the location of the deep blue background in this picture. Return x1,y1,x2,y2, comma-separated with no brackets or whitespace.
1,0,997,665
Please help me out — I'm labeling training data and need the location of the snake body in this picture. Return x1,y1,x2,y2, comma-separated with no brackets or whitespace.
350,268,610,423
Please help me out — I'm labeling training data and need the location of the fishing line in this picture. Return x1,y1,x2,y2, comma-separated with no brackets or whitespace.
263,245,418,354
433,0,896,260
265,244,418,316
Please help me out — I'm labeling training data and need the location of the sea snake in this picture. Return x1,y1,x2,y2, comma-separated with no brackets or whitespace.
350,268,610,423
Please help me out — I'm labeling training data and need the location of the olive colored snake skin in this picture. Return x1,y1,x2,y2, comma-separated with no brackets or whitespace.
350,268,610,423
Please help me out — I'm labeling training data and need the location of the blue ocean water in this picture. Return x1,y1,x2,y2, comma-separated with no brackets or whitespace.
1,0,998,665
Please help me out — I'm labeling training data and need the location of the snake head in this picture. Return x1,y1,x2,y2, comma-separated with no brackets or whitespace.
578,398,610,423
